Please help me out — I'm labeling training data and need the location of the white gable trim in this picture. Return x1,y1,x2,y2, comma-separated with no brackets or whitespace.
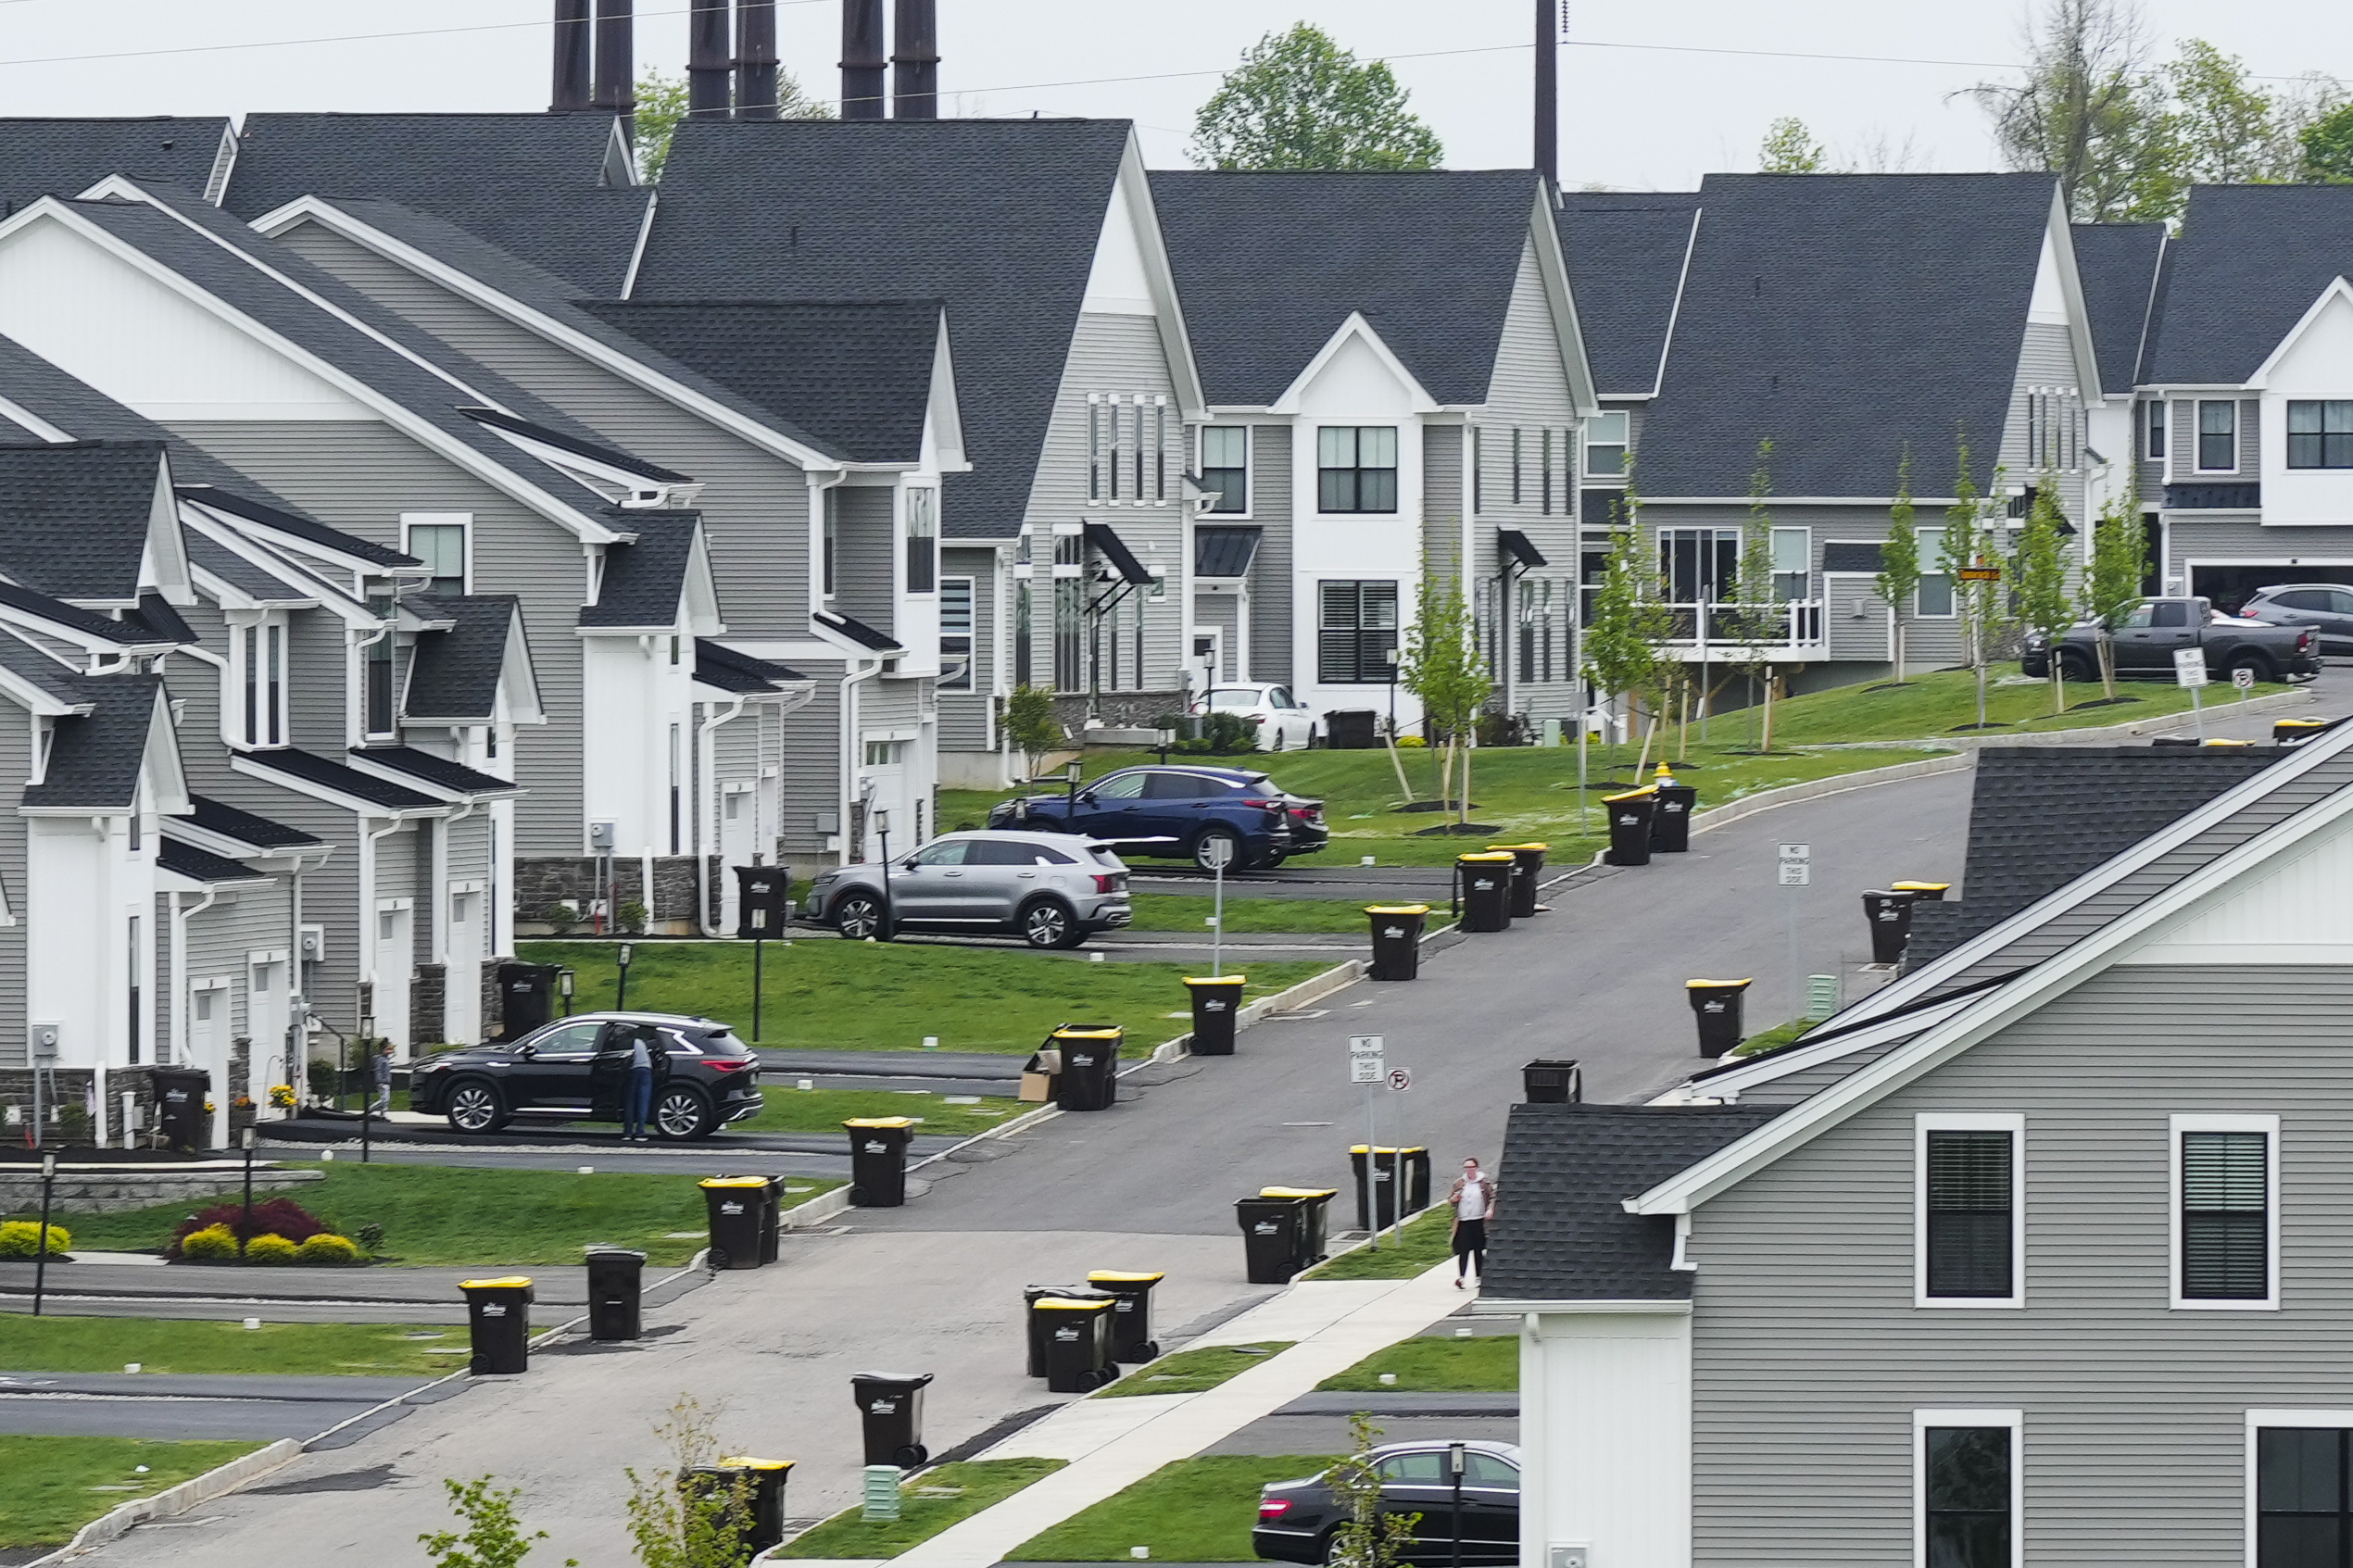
1650,207,1704,399
0,392,72,444
142,690,191,816
925,308,970,472
2044,188,2106,398
141,456,195,608
1108,131,1208,418
1270,312,1440,416
1656,994,1973,1103
1524,186,1602,418
2246,276,2353,390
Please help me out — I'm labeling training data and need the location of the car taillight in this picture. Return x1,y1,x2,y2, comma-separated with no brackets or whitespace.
1091,873,1122,893
1258,1499,1292,1521
1247,714,1265,723
1240,798,1279,809
705,1058,757,1073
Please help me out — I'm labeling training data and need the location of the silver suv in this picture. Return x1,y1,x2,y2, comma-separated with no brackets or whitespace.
804,830,1133,949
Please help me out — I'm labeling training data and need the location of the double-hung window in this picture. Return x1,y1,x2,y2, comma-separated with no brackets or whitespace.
2173,1113,2278,1308
400,515,469,598
2198,400,2239,471
2287,401,2353,470
1317,427,1398,513
938,577,974,691
364,597,396,739
1917,1411,2019,1568
1201,426,1248,513
1585,410,1629,478
1317,580,1399,683
1917,1114,2022,1307
1770,527,1811,603
904,486,937,594
1916,527,1956,618
234,617,287,747
2145,399,2167,461
822,489,839,598
2254,1421,2353,1566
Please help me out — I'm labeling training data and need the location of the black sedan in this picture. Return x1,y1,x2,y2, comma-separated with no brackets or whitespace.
409,1011,761,1139
1253,1442,1521,1565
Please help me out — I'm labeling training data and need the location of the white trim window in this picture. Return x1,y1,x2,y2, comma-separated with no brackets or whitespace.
1916,528,1957,619
400,513,470,598
2197,399,2239,473
1915,1410,2020,1568
939,575,974,692
1316,427,1399,514
1916,1113,2024,1309
1770,526,1812,603
229,614,288,748
2247,1412,2353,1565
1201,425,1248,515
2145,398,2168,462
904,486,937,595
1585,409,1629,480
2172,1112,2280,1310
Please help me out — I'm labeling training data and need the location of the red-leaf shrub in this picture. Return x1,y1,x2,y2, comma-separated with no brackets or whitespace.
170,1197,329,1255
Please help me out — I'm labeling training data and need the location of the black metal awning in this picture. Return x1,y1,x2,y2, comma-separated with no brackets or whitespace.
1083,522,1155,584
1498,528,1549,569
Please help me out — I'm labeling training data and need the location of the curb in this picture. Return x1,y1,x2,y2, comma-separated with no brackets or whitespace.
1692,753,1973,834
1793,684,2314,753
26,1436,305,1565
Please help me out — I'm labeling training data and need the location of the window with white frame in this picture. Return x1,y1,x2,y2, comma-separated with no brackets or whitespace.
2198,400,2239,471
2287,401,2353,470
1916,1411,2019,1568
2251,1418,2353,1566
1317,427,1398,513
1917,1113,2022,1307
2173,1113,2278,1308
232,616,288,747
1916,528,1956,618
363,597,396,739
1318,580,1399,684
1770,527,1812,603
1201,426,1248,514
1586,410,1629,478
401,515,469,598
939,577,974,691
2145,399,2167,461
904,487,937,594
822,489,839,598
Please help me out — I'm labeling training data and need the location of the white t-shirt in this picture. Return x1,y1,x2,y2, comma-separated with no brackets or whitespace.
1456,1177,1490,1221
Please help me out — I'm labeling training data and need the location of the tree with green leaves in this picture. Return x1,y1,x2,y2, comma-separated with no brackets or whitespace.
2013,476,2076,715
1940,435,2012,731
1757,117,1826,173
421,1477,576,1568
1322,1413,1420,1568
1876,448,1923,684
623,1397,755,1568
1969,0,2172,221
2081,471,2149,698
1399,558,1490,825
2303,101,2353,182
634,69,833,182
1727,440,1785,752
1580,500,1672,769
1003,684,1063,782
1189,24,1442,171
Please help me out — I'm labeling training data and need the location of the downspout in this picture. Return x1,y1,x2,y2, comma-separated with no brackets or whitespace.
696,695,747,935
169,885,221,1068
434,800,476,1051
839,655,881,865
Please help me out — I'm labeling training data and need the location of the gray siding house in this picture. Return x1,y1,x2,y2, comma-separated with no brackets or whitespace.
1488,731,2353,1564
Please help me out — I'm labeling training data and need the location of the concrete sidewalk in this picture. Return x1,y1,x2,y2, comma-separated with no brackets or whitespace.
895,1264,1462,1568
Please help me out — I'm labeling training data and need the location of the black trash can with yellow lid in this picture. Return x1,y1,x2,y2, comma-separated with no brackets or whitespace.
1051,1025,1122,1111
1686,978,1753,1059
1182,976,1246,1056
1365,905,1428,980
846,1117,916,1208
1650,767,1699,854
1491,845,1549,918
681,1458,793,1556
1034,1298,1117,1392
1087,1270,1166,1362
1893,879,1949,902
1260,1185,1337,1268
1025,1285,1114,1377
1604,786,1659,866
460,1276,535,1374
1862,891,1918,964
1455,852,1515,933
699,1177,770,1269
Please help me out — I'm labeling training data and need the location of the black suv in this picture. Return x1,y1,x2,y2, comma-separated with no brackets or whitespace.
409,1012,761,1140
988,765,1329,872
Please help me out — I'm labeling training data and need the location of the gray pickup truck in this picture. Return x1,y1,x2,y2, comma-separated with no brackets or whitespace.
2020,596,2321,682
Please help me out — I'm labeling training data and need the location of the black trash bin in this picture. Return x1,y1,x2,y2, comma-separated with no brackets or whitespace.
1651,771,1699,853
496,962,560,1040
1323,709,1378,750
150,1067,209,1152
758,1174,785,1265
1236,1194,1307,1285
846,1117,916,1207
459,1276,535,1374
1604,787,1658,866
851,1371,934,1466
1862,891,1918,965
1034,1298,1117,1392
1365,905,1428,981
681,1458,792,1555
1259,1185,1337,1267
1493,844,1549,918
1051,1025,1121,1111
1521,1059,1583,1104
1350,1147,1431,1232
585,1247,646,1341
1086,1270,1165,1363
1455,852,1515,933
1182,976,1246,1057
1893,880,1950,902
699,1177,770,1269
1025,1285,1115,1377
1686,978,1753,1059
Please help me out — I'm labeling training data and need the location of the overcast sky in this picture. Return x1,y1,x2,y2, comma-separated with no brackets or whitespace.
1,1,2346,187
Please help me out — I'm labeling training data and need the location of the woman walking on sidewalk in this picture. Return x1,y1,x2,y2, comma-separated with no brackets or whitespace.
1449,1158,1496,1288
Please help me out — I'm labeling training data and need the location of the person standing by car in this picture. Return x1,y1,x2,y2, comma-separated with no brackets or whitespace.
1449,1158,1497,1289
369,1041,394,1117
623,1024,656,1142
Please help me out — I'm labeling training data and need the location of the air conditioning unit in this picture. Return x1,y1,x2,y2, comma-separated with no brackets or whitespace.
298,924,326,964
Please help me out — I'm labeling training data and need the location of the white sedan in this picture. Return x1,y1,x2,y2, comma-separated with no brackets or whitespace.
1193,684,1318,751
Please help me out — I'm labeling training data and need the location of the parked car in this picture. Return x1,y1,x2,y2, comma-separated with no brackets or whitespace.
1193,684,1318,750
2020,596,2320,682
803,830,1132,949
1253,1442,1522,1565
988,765,1328,872
2237,582,2353,653
409,1012,760,1140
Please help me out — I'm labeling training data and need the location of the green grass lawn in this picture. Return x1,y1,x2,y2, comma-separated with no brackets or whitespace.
512,940,1333,1053
1006,1455,1337,1562
1316,1335,1516,1394
1733,1018,1818,1058
0,1316,468,1378
723,1086,1026,1139
1097,1341,1294,1398
776,1459,1065,1560
40,1163,833,1268
1765,666,2288,745
1304,1205,1454,1281
0,1436,263,1548
1126,894,1391,931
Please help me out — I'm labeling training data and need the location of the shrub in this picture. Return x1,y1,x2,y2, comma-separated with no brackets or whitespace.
178,1223,237,1261
296,1233,361,1265
1397,734,1428,747
0,1219,70,1257
544,900,579,935
170,1196,329,1253
1202,711,1259,753
356,1221,385,1254
245,1233,298,1264
618,898,649,935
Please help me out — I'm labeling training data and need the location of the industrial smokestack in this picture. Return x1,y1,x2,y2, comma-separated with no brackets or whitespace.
688,0,732,117
891,0,937,119
551,0,593,112
593,0,635,134
840,0,886,120
1533,0,1557,190
736,0,779,118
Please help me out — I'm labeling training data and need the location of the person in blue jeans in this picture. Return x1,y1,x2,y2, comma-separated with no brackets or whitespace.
623,1026,656,1141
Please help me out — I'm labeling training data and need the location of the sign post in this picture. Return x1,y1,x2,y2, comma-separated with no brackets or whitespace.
1350,1035,1384,1248
1777,843,1811,1012
1201,832,1234,977
2233,661,2256,734
2174,647,2208,743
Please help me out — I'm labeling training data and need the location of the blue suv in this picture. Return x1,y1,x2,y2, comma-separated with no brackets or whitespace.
988,765,1327,872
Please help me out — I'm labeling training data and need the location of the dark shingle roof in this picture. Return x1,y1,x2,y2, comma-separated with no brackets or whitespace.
184,533,302,601
635,118,1135,538
2144,184,2353,385
177,484,416,569
459,405,691,484
1195,525,1260,579
157,836,270,884
127,593,193,645
2070,223,2166,392
1904,746,2281,965
1150,170,1541,407
22,673,162,809
0,441,163,600
0,119,228,210
580,515,697,628
816,607,900,651
403,595,521,721
182,794,324,850
1486,1102,1783,1300
348,746,518,797
220,113,645,295
237,747,439,811
695,639,806,692
1555,193,1700,395
576,300,939,463
1638,173,2060,497
0,580,174,646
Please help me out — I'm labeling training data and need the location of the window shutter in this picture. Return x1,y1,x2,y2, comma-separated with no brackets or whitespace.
1926,1129,2013,1298
2183,1131,2269,1299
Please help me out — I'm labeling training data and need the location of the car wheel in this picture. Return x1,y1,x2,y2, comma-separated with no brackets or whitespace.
445,1080,506,1135
1317,1529,1343,1565
834,892,886,941
1307,727,1322,749
2057,648,2096,682
1268,728,1284,752
1192,826,1242,873
653,1085,715,1140
1019,897,1083,950
1248,847,1286,871
2230,649,2277,682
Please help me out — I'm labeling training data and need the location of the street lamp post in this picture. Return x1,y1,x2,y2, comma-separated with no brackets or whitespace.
239,1127,256,1261
615,943,635,1012
358,1013,374,1166
875,810,895,942
31,1152,56,1316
